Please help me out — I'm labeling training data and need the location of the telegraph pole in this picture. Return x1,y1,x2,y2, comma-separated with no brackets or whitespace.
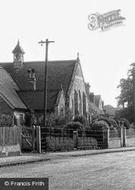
133,64,135,124
38,39,55,127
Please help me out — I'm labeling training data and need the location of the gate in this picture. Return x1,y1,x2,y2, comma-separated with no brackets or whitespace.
21,125,41,152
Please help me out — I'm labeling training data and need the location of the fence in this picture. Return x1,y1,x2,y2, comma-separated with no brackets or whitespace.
126,128,135,147
108,128,121,148
40,127,109,151
42,127,135,151
0,126,21,156
20,124,135,153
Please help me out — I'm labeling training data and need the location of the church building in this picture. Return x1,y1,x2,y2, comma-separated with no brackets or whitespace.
0,41,91,126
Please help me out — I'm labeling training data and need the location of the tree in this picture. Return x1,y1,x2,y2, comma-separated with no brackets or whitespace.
116,63,135,123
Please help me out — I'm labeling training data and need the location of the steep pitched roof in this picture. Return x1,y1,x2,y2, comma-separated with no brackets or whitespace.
12,41,25,54
0,60,76,110
0,67,26,109
94,95,101,107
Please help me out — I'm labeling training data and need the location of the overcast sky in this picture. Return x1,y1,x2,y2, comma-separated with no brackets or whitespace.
0,0,134,107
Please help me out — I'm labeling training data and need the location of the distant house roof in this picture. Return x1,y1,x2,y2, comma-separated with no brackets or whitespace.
104,105,116,116
0,60,76,111
89,101,101,114
0,67,26,109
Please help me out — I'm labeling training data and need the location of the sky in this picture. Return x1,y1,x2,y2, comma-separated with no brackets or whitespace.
0,0,134,107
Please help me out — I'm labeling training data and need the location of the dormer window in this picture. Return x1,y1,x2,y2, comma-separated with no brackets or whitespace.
27,68,36,81
27,68,37,91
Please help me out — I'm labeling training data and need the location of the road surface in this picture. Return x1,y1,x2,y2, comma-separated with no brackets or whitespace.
0,151,135,189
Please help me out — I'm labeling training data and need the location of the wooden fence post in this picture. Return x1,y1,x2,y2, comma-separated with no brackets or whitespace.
123,127,127,147
120,127,123,147
73,131,78,149
36,126,41,153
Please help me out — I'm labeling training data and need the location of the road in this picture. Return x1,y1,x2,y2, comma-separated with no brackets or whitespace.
0,151,135,189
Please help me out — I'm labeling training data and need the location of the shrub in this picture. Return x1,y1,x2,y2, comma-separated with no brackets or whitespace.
66,121,83,130
73,115,87,126
119,118,130,129
46,137,74,151
64,121,84,137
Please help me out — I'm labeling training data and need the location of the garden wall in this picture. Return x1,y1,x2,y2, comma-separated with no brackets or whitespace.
45,136,98,151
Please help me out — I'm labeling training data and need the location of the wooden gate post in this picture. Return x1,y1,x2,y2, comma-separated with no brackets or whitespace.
73,131,78,149
123,127,127,147
120,126,123,147
32,125,36,152
106,128,109,148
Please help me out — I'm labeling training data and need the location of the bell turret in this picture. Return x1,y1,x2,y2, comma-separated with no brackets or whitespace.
12,40,25,70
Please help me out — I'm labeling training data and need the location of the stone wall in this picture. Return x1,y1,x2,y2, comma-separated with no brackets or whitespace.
68,63,89,118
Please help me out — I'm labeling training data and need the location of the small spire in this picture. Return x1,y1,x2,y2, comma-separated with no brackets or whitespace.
77,52,80,62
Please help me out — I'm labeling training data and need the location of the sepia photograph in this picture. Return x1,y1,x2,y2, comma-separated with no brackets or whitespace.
0,0,135,189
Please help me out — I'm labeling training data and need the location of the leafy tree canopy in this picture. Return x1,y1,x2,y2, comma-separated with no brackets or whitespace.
116,63,135,123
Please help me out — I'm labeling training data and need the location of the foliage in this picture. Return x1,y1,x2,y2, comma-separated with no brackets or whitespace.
0,114,13,127
91,114,121,129
65,121,84,131
38,113,66,128
46,136,74,151
64,121,84,137
73,115,87,126
92,122,108,130
115,107,133,123
118,118,130,129
116,63,135,122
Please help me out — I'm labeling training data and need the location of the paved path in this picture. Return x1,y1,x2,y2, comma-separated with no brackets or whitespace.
0,147,135,167
0,151,135,189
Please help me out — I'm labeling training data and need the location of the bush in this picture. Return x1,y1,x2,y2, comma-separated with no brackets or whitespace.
64,121,84,137
119,118,130,129
92,122,108,130
46,137,74,151
73,115,87,126
66,121,83,130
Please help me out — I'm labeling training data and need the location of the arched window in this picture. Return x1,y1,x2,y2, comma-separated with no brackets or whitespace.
74,90,79,116
71,99,74,115
83,92,86,116
60,107,64,117
79,91,82,115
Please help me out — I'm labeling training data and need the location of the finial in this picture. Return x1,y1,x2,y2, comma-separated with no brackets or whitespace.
60,84,63,90
17,39,20,45
77,52,79,59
